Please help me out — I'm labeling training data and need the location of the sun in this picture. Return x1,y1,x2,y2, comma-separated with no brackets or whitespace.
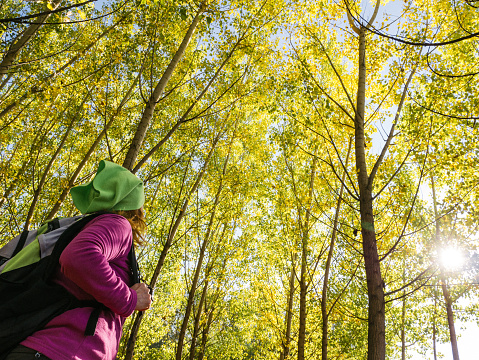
439,246,465,272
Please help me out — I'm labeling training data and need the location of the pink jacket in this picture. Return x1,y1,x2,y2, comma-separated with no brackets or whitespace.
21,214,138,360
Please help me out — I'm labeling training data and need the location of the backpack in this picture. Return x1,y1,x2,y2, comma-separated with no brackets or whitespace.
0,212,140,358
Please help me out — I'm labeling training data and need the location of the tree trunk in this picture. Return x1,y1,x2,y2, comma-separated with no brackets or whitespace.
176,233,212,360
195,254,229,360
297,155,317,360
280,254,296,360
188,280,209,360
0,0,63,86
176,136,231,360
23,96,86,229
321,139,351,360
433,293,438,360
355,27,385,360
197,306,215,360
298,234,307,359
45,74,139,220
401,296,406,360
400,254,406,360
123,133,221,360
0,15,127,122
431,175,460,360
122,3,205,171
297,230,308,360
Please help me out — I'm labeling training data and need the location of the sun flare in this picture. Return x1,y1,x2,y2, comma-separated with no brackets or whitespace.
439,247,465,272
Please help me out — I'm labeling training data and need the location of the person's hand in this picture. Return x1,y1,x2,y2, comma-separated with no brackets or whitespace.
131,283,152,311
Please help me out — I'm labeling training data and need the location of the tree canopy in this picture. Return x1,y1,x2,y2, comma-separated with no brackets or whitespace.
1,0,478,359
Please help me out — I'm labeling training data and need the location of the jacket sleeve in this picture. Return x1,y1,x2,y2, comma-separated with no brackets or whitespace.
59,214,137,317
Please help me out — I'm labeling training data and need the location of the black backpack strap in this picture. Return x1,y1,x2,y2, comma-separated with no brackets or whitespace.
11,230,29,258
65,298,105,336
48,212,137,337
10,218,61,261
83,244,139,336
47,218,61,232
85,307,103,336
10,217,61,261
129,244,140,284
82,243,139,336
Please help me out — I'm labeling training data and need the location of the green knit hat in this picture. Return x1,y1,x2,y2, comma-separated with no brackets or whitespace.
70,160,145,214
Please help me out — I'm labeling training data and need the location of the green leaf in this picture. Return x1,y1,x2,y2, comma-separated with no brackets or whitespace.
179,8,187,20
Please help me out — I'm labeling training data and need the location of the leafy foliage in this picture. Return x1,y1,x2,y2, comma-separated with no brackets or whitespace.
1,0,478,359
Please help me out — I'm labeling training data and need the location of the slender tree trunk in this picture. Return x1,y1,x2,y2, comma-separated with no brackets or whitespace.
193,237,230,360
188,280,209,360
23,96,87,229
401,254,406,360
132,30,248,174
176,138,231,360
431,176,460,360
433,292,438,360
0,135,43,209
45,74,139,220
297,156,317,360
345,1,385,356
440,254,460,360
195,254,229,360
280,254,297,360
123,133,221,360
197,306,215,360
0,106,58,210
355,27,385,360
176,235,211,360
298,239,307,360
321,139,351,360
401,296,406,360
123,3,205,170
0,16,127,121
0,0,62,86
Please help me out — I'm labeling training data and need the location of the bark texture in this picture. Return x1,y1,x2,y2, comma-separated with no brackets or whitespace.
354,27,385,360
122,4,205,171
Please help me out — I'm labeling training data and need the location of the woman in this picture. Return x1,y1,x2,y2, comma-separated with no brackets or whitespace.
5,160,152,360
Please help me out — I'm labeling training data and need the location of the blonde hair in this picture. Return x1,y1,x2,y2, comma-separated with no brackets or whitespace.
111,208,147,246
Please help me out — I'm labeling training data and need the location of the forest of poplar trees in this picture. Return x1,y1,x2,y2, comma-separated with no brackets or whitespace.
1,0,478,359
